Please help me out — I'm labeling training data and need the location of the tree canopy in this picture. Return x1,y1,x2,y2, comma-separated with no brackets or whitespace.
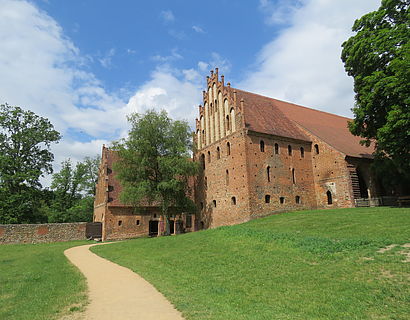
45,157,99,223
114,109,198,235
0,104,61,224
341,0,410,182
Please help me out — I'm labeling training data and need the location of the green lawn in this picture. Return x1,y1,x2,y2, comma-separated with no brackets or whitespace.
0,241,88,320
92,207,410,320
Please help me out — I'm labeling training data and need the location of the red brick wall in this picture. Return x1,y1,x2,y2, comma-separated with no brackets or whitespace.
245,132,317,218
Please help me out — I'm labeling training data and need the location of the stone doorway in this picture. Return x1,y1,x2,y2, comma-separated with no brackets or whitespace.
149,220,158,237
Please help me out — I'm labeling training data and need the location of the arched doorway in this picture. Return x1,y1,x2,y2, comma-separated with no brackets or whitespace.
326,191,333,205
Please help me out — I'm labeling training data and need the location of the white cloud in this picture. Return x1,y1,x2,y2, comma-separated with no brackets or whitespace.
151,48,183,62
241,0,379,117
98,48,115,68
209,52,231,75
192,25,205,33
198,61,209,72
0,0,129,185
160,10,175,23
259,0,302,25
126,65,203,128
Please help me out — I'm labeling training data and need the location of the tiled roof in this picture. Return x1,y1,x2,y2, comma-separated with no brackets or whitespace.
235,89,374,158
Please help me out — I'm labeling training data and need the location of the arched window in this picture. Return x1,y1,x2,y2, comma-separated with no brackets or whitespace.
300,147,304,158
207,151,211,163
260,140,265,152
231,197,236,205
288,145,292,156
314,144,319,155
226,115,230,131
267,166,271,182
227,142,231,155
213,200,217,207
295,196,300,204
274,143,279,154
200,154,205,170
326,191,332,204
226,169,229,185
216,147,220,159
292,168,296,184
265,195,271,203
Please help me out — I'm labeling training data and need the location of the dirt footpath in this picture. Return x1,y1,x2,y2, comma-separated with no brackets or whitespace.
64,243,184,320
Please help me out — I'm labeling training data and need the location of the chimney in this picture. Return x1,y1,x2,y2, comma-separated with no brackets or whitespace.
221,75,224,87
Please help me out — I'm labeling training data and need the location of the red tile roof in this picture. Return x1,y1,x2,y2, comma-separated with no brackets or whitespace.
235,89,374,158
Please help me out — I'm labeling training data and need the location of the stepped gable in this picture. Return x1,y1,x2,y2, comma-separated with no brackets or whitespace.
235,89,374,159
234,88,310,142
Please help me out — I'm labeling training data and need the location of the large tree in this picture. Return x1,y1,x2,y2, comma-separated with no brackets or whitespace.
0,104,61,224
341,0,410,186
114,109,198,235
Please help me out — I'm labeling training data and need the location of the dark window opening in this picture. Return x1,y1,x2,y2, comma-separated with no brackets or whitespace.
260,140,265,152
288,145,292,156
136,219,140,226
207,151,211,163
227,142,231,155
314,144,319,155
200,202,204,210
186,215,192,228
217,147,220,159
265,195,271,203
280,197,285,204
231,197,236,205
300,147,304,158
326,191,332,205
118,220,122,226
226,169,229,185
267,166,271,182
149,220,159,237
292,168,296,184
274,143,279,154
213,200,217,208
295,196,300,204
200,221,205,230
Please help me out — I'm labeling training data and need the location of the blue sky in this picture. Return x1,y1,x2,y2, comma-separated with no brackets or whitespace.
0,0,379,184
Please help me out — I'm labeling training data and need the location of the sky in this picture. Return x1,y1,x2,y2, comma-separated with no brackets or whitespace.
0,0,380,186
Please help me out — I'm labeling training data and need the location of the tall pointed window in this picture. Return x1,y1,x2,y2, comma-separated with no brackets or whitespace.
274,143,279,154
300,147,304,158
217,147,220,159
314,144,319,155
267,166,271,182
292,168,296,184
327,191,332,204
227,142,231,155
207,151,211,163
226,169,229,185
288,145,292,156
260,140,265,152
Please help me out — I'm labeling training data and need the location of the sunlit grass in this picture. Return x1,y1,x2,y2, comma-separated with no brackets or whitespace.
93,207,410,320
0,241,88,320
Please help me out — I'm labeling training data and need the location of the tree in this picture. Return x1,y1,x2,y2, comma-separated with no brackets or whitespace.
114,109,198,235
0,104,61,224
341,0,410,187
46,157,99,223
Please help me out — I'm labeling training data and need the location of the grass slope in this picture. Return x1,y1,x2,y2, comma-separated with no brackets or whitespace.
0,241,88,320
92,207,410,320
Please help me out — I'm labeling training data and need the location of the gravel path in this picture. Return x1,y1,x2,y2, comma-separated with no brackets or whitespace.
64,243,184,320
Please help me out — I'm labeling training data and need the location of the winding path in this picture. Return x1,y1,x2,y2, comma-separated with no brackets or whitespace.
64,243,184,320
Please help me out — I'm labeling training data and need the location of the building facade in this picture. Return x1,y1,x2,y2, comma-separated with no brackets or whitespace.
193,69,379,229
94,68,381,239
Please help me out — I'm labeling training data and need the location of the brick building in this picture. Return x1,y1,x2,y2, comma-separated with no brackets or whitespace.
94,68,381,239
93,147,195,240
194,69,380,229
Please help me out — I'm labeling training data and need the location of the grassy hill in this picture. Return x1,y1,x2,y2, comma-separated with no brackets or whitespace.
92,207,410,320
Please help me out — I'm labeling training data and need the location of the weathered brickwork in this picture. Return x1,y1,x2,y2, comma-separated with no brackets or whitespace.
192,69,380,230
0,222,86,244
95,69,382,238
94,147,195,241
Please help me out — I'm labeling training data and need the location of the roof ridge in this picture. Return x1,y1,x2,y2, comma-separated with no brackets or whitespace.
232,87,353,121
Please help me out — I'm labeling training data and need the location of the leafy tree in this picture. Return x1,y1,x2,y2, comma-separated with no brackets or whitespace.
0,104,61,224
46,157,99,223
114,109,198,235
341,0,410,186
